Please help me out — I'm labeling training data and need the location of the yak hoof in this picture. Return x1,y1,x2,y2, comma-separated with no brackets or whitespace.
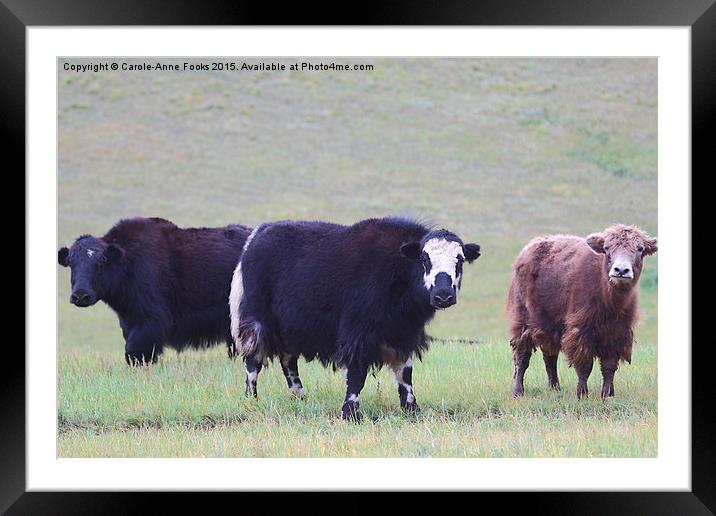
341,401,362,422
601,383,615,399
402,401,420,416
289,385,305,398
576,383,588,399
512,383,525,397
124,353,154,367
550,381,561,391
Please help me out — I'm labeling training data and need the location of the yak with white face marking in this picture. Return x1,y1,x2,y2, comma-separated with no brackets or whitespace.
229,217,481,421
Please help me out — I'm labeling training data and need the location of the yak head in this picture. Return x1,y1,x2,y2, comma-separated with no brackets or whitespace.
401,229,481,309
586,224,657,288
58,235,124,307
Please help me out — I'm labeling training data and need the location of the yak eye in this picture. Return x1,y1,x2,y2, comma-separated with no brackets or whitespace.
637,245,644,253
421,253,431,271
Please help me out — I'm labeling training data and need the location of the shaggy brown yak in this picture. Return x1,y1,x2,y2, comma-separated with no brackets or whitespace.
506,224,657,399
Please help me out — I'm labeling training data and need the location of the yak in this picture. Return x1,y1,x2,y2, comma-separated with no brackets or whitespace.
229,217,481,421
58,216,251,365
506,224,657,399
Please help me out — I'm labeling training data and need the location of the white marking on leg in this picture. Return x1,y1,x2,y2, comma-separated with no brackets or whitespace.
422,239,464,289
391,357,415,403
247,369,257,384
246,368,258,396
341,368,360,403
289,383,304,396
281,353,304,396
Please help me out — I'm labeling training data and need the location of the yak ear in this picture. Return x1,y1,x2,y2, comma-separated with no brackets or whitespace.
586,233,606,254
464,243,481,263
643,237,658,256
400,241,422,260
105,243,124,264
58,247,70,267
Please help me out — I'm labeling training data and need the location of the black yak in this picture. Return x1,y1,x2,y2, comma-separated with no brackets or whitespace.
58,217,251,365
229,217,481,421
506,224,657,399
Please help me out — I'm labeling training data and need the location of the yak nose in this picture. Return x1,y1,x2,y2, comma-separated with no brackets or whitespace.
433,292,455,308
435,293,454,304
612,265,631,277
70,291,91,305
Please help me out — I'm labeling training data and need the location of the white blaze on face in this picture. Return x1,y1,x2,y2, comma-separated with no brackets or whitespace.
422,238,464,290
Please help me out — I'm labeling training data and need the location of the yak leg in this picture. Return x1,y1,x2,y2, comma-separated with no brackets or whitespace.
599,356,618,399
124,324,162,366
542,351,561,391
341,364,368,422
226,338,239,359
390,356,419,414
280,353,304,396
511,343,532,397
575,359,594,400
244,356,263,398
563,328,595,399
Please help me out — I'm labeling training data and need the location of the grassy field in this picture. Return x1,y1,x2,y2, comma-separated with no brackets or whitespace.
58,58,657,457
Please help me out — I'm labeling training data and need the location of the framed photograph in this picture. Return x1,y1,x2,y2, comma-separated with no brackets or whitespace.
8,0,709,512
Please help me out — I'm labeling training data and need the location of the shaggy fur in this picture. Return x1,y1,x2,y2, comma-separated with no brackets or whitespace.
506,224,657,399
230,216,480,420
58,217,251,365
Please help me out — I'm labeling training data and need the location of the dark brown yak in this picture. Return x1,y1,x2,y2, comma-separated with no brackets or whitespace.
506,224,657,399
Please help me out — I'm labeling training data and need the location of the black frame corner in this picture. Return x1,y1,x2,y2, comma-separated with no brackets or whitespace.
7,0,711,513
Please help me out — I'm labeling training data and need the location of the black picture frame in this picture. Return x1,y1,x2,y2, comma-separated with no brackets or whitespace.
5,1,710,513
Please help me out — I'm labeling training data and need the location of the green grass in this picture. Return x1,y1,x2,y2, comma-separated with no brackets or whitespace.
58,57,657,457
58,340,657,457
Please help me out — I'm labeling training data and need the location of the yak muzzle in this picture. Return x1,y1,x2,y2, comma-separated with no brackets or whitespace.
430,272,457,309
70,289,96,307
609,258,634,281
610,266,632,278
431,290,456,309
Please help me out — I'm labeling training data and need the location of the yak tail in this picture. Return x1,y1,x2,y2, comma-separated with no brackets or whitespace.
229,263,263,359
229,226,260,354
238,320,263,359
229,259,244,348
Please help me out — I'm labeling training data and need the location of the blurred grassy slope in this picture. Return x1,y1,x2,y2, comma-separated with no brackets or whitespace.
58,58,657,351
